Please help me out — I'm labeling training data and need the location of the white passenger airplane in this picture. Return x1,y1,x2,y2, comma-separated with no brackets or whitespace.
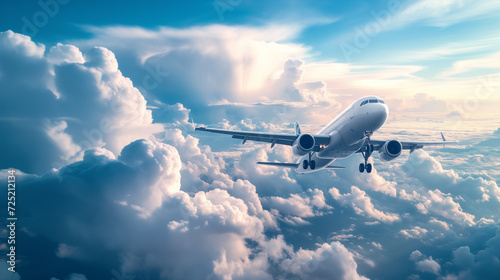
196,96,456,173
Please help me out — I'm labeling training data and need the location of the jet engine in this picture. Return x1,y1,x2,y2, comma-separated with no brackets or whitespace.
379,140,402,161
292,134,315,156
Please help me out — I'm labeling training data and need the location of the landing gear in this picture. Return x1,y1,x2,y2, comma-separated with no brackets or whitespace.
302,153,316,170
359,163,372,173
360,132,374,173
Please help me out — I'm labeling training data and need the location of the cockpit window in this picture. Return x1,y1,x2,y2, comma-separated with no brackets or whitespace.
361,99,385,106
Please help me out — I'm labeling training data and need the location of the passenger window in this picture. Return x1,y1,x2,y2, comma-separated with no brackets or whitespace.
369,99,377,103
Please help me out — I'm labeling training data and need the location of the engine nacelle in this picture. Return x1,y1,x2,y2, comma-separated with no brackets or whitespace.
379,140,402,161
292,134,315,156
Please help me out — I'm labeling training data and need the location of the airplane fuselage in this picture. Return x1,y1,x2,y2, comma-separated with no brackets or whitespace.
295,96,388,173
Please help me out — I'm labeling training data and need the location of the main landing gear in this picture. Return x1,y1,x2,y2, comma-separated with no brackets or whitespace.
359,132,373,173
303,152,316,170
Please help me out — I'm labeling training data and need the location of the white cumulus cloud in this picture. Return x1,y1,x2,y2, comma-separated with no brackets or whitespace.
330,186,400,223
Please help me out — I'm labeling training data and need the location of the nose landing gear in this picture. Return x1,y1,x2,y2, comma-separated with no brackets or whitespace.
360,132,373,173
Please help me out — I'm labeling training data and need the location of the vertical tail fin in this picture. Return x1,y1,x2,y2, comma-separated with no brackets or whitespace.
440,132,446,141
190,118,196,131
294,121,301,135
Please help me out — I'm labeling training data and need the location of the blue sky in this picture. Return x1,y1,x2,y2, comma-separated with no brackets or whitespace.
1,0,500,280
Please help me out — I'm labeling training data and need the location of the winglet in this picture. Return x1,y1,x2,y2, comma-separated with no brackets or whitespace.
295,121,301,136
440,132,446,141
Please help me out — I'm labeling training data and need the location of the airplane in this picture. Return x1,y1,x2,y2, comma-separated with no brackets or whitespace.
195,96,456,173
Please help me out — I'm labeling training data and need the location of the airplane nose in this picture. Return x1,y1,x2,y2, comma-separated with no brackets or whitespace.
379,104,388,121
370,104,388,129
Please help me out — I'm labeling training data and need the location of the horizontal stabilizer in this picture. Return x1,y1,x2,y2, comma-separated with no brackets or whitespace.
325,165,345,169
257,162,299,168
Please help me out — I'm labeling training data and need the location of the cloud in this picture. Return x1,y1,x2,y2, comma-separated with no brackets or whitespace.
389,0,500,29
472,227,500,278
76,25,308,105
416,189,476,226
429,218,450,230
0,30,163,174
453,246,474,268
399,226,428,239
415,257,441,275
400,149,500,225
55,243,85,259
117,139,182,215
265,194,316,218
409,250,441,275
440,51,500,77
330,186,400,223
392,35,500,63
230,145,306,197
263,189,331,223
281,242,368,280
302,62,429,103
162,128,277,228
410,250,424,261
0,29,44,57
329,152,398,197
391,93,448,113
69,25,344,126
430,228,500,279
47,43,85,65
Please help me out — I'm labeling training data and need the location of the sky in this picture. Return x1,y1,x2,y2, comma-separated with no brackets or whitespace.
0,0,500,279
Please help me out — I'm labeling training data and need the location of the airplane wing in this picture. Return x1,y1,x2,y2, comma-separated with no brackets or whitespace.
256,162,299,168
367,132,457,152
195,127,330,148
